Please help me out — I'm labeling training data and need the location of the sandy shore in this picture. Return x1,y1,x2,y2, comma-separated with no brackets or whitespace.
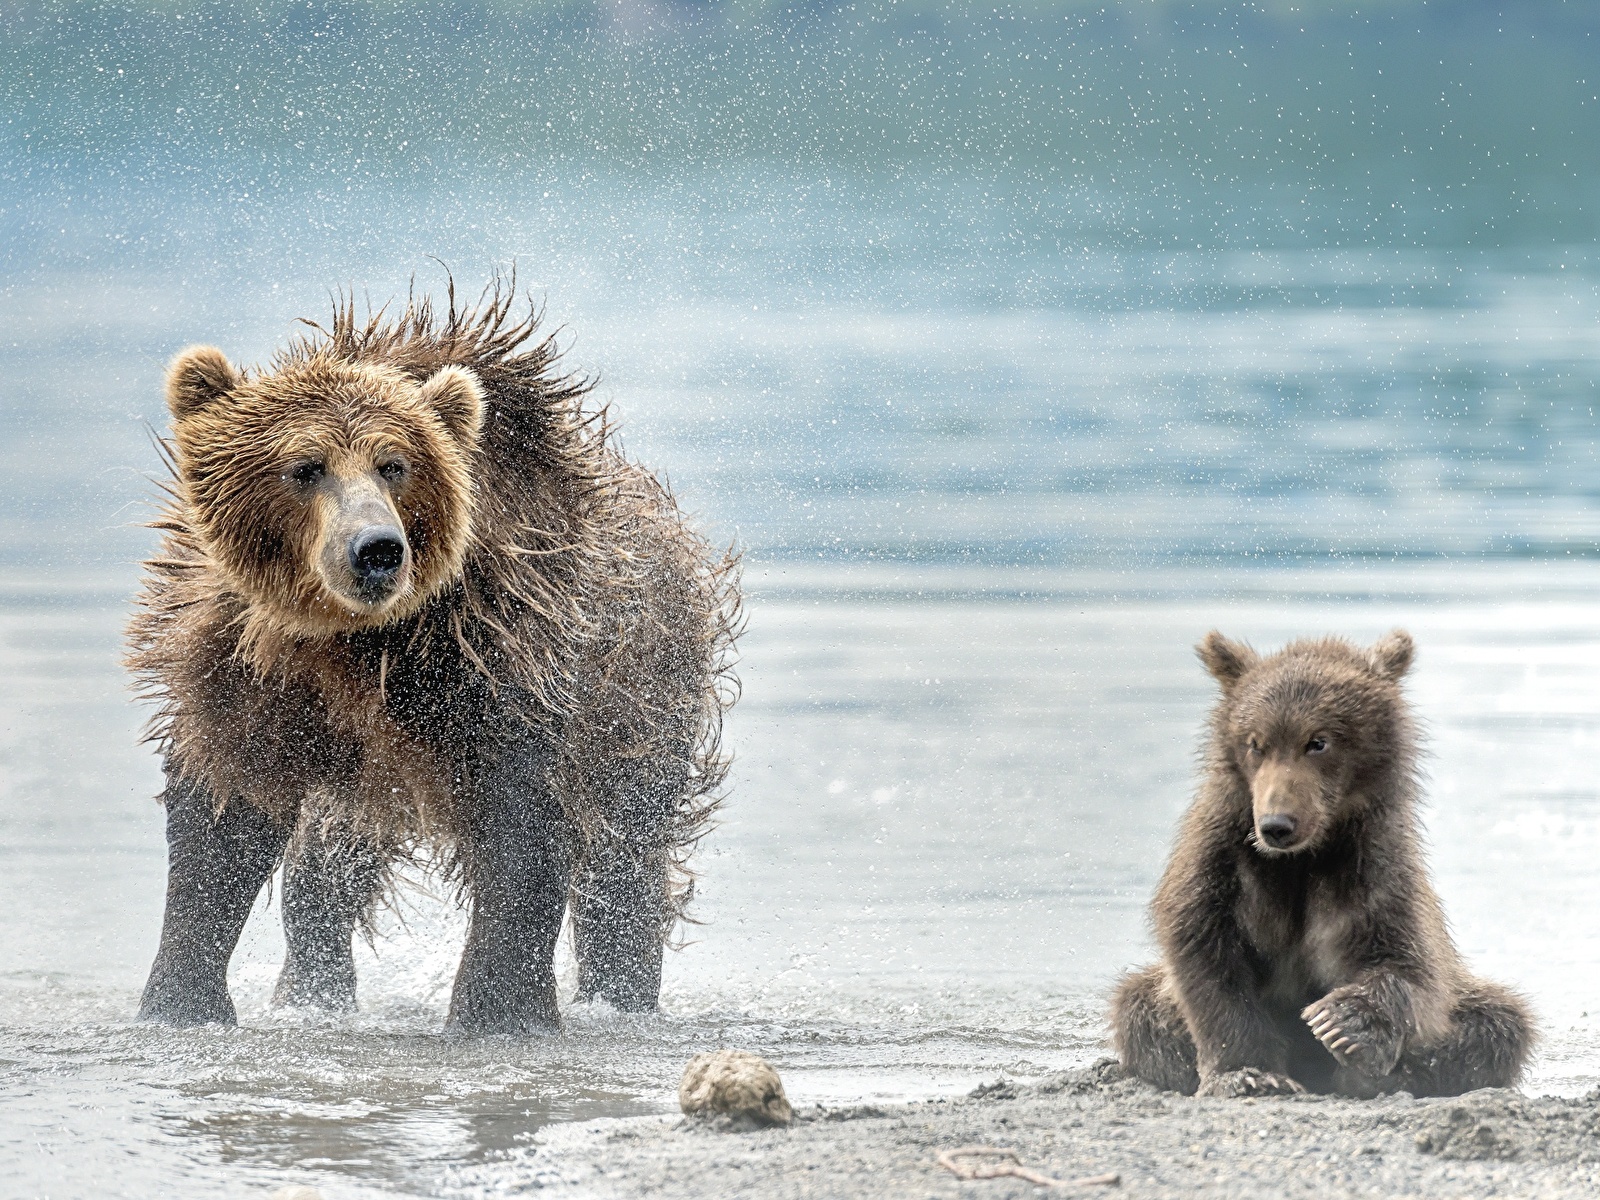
510,1062,1600,1198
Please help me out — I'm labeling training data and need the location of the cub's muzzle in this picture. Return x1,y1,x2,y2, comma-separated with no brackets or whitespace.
1256,813,1299,849
1248,756,1322,854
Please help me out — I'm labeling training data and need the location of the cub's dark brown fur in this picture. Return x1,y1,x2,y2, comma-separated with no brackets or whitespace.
128,279,740,1032
1111,630,1533,1098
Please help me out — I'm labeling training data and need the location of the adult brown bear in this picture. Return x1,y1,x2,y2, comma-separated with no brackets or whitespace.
1112,630,1534,1097
128,281,740,1033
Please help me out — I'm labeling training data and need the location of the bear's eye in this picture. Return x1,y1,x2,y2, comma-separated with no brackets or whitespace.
1246,740,1262,757
377,458,408,483
1306,736,1329,754
288,460,325,485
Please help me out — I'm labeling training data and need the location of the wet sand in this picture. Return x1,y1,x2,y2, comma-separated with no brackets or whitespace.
512,1062,1600,1199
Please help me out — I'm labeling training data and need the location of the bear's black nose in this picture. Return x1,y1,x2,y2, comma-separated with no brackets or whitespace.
350,527,407,583
1258,814,1298,848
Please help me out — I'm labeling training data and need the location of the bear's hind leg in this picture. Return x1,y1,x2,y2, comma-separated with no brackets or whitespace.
446,749,572,1037
1394,981,1535,1097
139,777,289,1026
572,845,666,1012
1111,965,1200,1095
272,832,385,1012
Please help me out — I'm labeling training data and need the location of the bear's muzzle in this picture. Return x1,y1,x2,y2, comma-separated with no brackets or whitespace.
349,526,408,599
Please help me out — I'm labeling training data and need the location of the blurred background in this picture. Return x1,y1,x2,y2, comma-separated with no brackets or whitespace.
6,0,1600,574
5,3,1600,1197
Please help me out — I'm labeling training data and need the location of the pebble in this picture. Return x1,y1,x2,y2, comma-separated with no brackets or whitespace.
679,1049,794,1127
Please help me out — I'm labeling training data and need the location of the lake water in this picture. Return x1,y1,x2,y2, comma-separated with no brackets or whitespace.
8,565,1600,1199
6,4,1600,1195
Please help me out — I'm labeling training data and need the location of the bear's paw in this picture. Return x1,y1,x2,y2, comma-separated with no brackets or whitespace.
1303,986,1404,1078
1197,1068,1306,1099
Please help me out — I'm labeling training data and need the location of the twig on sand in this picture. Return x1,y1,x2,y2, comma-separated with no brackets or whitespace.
935,1145,1121,1188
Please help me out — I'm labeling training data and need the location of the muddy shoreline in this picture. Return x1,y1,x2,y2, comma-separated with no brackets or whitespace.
503,1062,1600,1198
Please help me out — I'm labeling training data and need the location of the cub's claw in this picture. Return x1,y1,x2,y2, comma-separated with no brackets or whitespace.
1302,989,1401,1077
1197,1068,1306,1098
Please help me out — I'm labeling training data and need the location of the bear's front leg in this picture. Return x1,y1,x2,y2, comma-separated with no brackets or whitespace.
273,832,384,1012
446,755,572,1037
1301,974,1411,1082
139,777,289,1026
573,844,666,1013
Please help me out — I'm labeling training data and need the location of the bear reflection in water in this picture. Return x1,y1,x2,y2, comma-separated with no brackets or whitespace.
1113,629,1535,1098
128,279,741,1034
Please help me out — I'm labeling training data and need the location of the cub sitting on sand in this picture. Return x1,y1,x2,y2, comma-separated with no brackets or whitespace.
129,281,739,1033
1112,630,1533,1098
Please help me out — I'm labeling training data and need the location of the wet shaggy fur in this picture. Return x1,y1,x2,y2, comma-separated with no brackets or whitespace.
128,279,741,1029
1111,630,1534,1099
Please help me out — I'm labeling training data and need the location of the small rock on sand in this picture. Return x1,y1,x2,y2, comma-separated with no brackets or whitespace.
679,1049,794,1128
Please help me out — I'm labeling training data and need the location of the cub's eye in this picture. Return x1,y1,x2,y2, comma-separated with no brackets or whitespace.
288,461,325,485
377,458,408,483
1246,740,1262,757
1306,736,1329,754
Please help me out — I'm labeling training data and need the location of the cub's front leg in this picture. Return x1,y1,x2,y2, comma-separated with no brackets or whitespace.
1173,954,1306,1096
1159,868,1304,1096
1301,974,1412,1082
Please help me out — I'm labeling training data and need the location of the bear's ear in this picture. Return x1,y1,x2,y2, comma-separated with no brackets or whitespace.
165,345,241,420
1197,630,1258,689
1368,628,1414,681
419,365,485,447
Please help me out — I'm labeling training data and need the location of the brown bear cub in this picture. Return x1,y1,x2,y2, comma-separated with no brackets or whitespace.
1112,630,1533,1098
128,281,740,1033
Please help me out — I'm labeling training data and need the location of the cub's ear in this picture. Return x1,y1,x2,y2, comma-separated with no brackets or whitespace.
1368,628,1414,681
1197,630,1258,689
165,345,241,420
419,365,485,446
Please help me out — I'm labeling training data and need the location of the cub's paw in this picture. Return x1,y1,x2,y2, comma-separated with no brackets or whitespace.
1302,988,1403,1077
1196,1068,1306,1098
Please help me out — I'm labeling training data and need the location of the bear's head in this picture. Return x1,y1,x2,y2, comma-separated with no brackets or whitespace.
164,344,485,636
1197,628,1415,856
